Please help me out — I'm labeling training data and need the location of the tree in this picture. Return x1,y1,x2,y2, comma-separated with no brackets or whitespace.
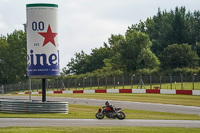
0,36,8,84
0,30,27,84
160,43,199,69
119,30,160,71
128,7,200,57
62,46,113,75
62,51,88,75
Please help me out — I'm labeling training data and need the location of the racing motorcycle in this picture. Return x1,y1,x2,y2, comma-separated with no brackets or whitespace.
95,106,126,120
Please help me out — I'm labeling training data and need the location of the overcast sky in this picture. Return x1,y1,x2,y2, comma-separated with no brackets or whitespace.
0,0,200,69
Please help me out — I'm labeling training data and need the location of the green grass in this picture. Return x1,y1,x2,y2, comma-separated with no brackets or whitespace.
0,104,200,120
0,127,199,133
43,93,200,107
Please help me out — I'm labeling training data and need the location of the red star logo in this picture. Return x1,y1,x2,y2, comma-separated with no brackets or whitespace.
38,24,58,47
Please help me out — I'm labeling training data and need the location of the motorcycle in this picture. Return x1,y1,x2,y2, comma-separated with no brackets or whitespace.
95,106,126,120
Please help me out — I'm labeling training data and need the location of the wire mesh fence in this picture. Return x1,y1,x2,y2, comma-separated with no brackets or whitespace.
0,75,200,94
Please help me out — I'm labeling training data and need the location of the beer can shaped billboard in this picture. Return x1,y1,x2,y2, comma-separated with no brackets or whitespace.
26,3,59,78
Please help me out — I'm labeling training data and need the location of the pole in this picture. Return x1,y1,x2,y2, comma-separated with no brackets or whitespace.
114,76,115,89
122,75,124,89
180,73,183,90
169,73,172,89
140,74,142,89
160,75,162,89
29,79,31,101
98,77,99,89
42,78,46,102
150,75,152,89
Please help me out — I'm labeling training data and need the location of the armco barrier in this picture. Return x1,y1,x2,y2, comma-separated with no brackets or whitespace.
119,89,132,93
176,90,193,95
193,90,200,95
12,89,200,96
146,89,160,94
73,90,83,93
160,89,176,94
95,89,107,93
0,99,68,113
132,89,146,94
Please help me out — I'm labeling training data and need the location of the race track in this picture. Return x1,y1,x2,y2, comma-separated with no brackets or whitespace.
0,118,200,127
0,95,200,128
1,95,200,115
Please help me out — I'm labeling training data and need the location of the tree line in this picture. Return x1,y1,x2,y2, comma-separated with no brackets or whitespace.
62,7,200,78
0,7,200,85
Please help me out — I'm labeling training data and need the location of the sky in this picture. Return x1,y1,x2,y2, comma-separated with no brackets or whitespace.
0,0,200,70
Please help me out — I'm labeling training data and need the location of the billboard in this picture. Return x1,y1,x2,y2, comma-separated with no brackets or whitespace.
26,3,59,78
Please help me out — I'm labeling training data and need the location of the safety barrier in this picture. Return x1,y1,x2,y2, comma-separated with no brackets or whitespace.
12,89,200,95
0,99,68,114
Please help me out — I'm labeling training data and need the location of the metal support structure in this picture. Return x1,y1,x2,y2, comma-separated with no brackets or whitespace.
150,75,152,89
180,73,183,90
160,75,162,89
90,78,92,89
140,74,142,89
29,79,31,101
42,78,46,102
97,77,99,89
122,75,124,89
169,73,172,89
193,74,196,90
114,76,115,89
83,78,85,90
105,77,107,89
131,75,133,89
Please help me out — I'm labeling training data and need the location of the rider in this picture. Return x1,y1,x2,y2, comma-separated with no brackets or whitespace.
104,101,115,112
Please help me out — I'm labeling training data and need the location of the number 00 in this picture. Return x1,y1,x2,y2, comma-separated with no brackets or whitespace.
32,21,44,31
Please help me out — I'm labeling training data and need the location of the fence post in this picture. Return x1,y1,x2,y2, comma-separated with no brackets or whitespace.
98,77,99,89
150,75,152,89
83,77,85,90
57,79,58,91
193,74,197,90
122,75,124,89
169,73,172,89
68,78,70,90
90,78,92,89
114,76,115,89
180,73,183,90
140,74,142,89
131,74,133,89
29,78,31,101
160,75,162,89
105,77,107,89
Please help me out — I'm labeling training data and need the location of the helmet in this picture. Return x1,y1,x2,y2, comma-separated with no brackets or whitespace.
105,101,110,106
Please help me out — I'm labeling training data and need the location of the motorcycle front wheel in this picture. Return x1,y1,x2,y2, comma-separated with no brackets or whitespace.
95,112,104,119
116,112,126,120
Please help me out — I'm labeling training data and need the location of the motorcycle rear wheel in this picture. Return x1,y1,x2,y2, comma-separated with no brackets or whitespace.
95,112,104,119
116,112,126,120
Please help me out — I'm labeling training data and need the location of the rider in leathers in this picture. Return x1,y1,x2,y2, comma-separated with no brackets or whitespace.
104,101,115,112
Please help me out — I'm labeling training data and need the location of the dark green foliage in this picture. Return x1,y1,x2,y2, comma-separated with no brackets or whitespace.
62,47,113,75
0,30,27,84
120,30,160,71
62,7,200,77
160,44,199,69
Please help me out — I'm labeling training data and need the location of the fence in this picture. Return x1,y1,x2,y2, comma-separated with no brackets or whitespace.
0,75,200,94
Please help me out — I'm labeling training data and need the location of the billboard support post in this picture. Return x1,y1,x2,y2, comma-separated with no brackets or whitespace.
42,79,46,102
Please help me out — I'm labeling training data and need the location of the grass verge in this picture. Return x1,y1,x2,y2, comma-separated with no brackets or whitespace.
44,93,200,107
0,104,200,120
0,127,200,133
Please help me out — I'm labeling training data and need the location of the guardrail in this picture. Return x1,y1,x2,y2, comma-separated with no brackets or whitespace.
0,99,68,114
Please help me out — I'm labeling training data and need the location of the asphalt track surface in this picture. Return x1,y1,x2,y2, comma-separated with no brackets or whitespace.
0,118,200,127
0,95,200,127
1,95,200,115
